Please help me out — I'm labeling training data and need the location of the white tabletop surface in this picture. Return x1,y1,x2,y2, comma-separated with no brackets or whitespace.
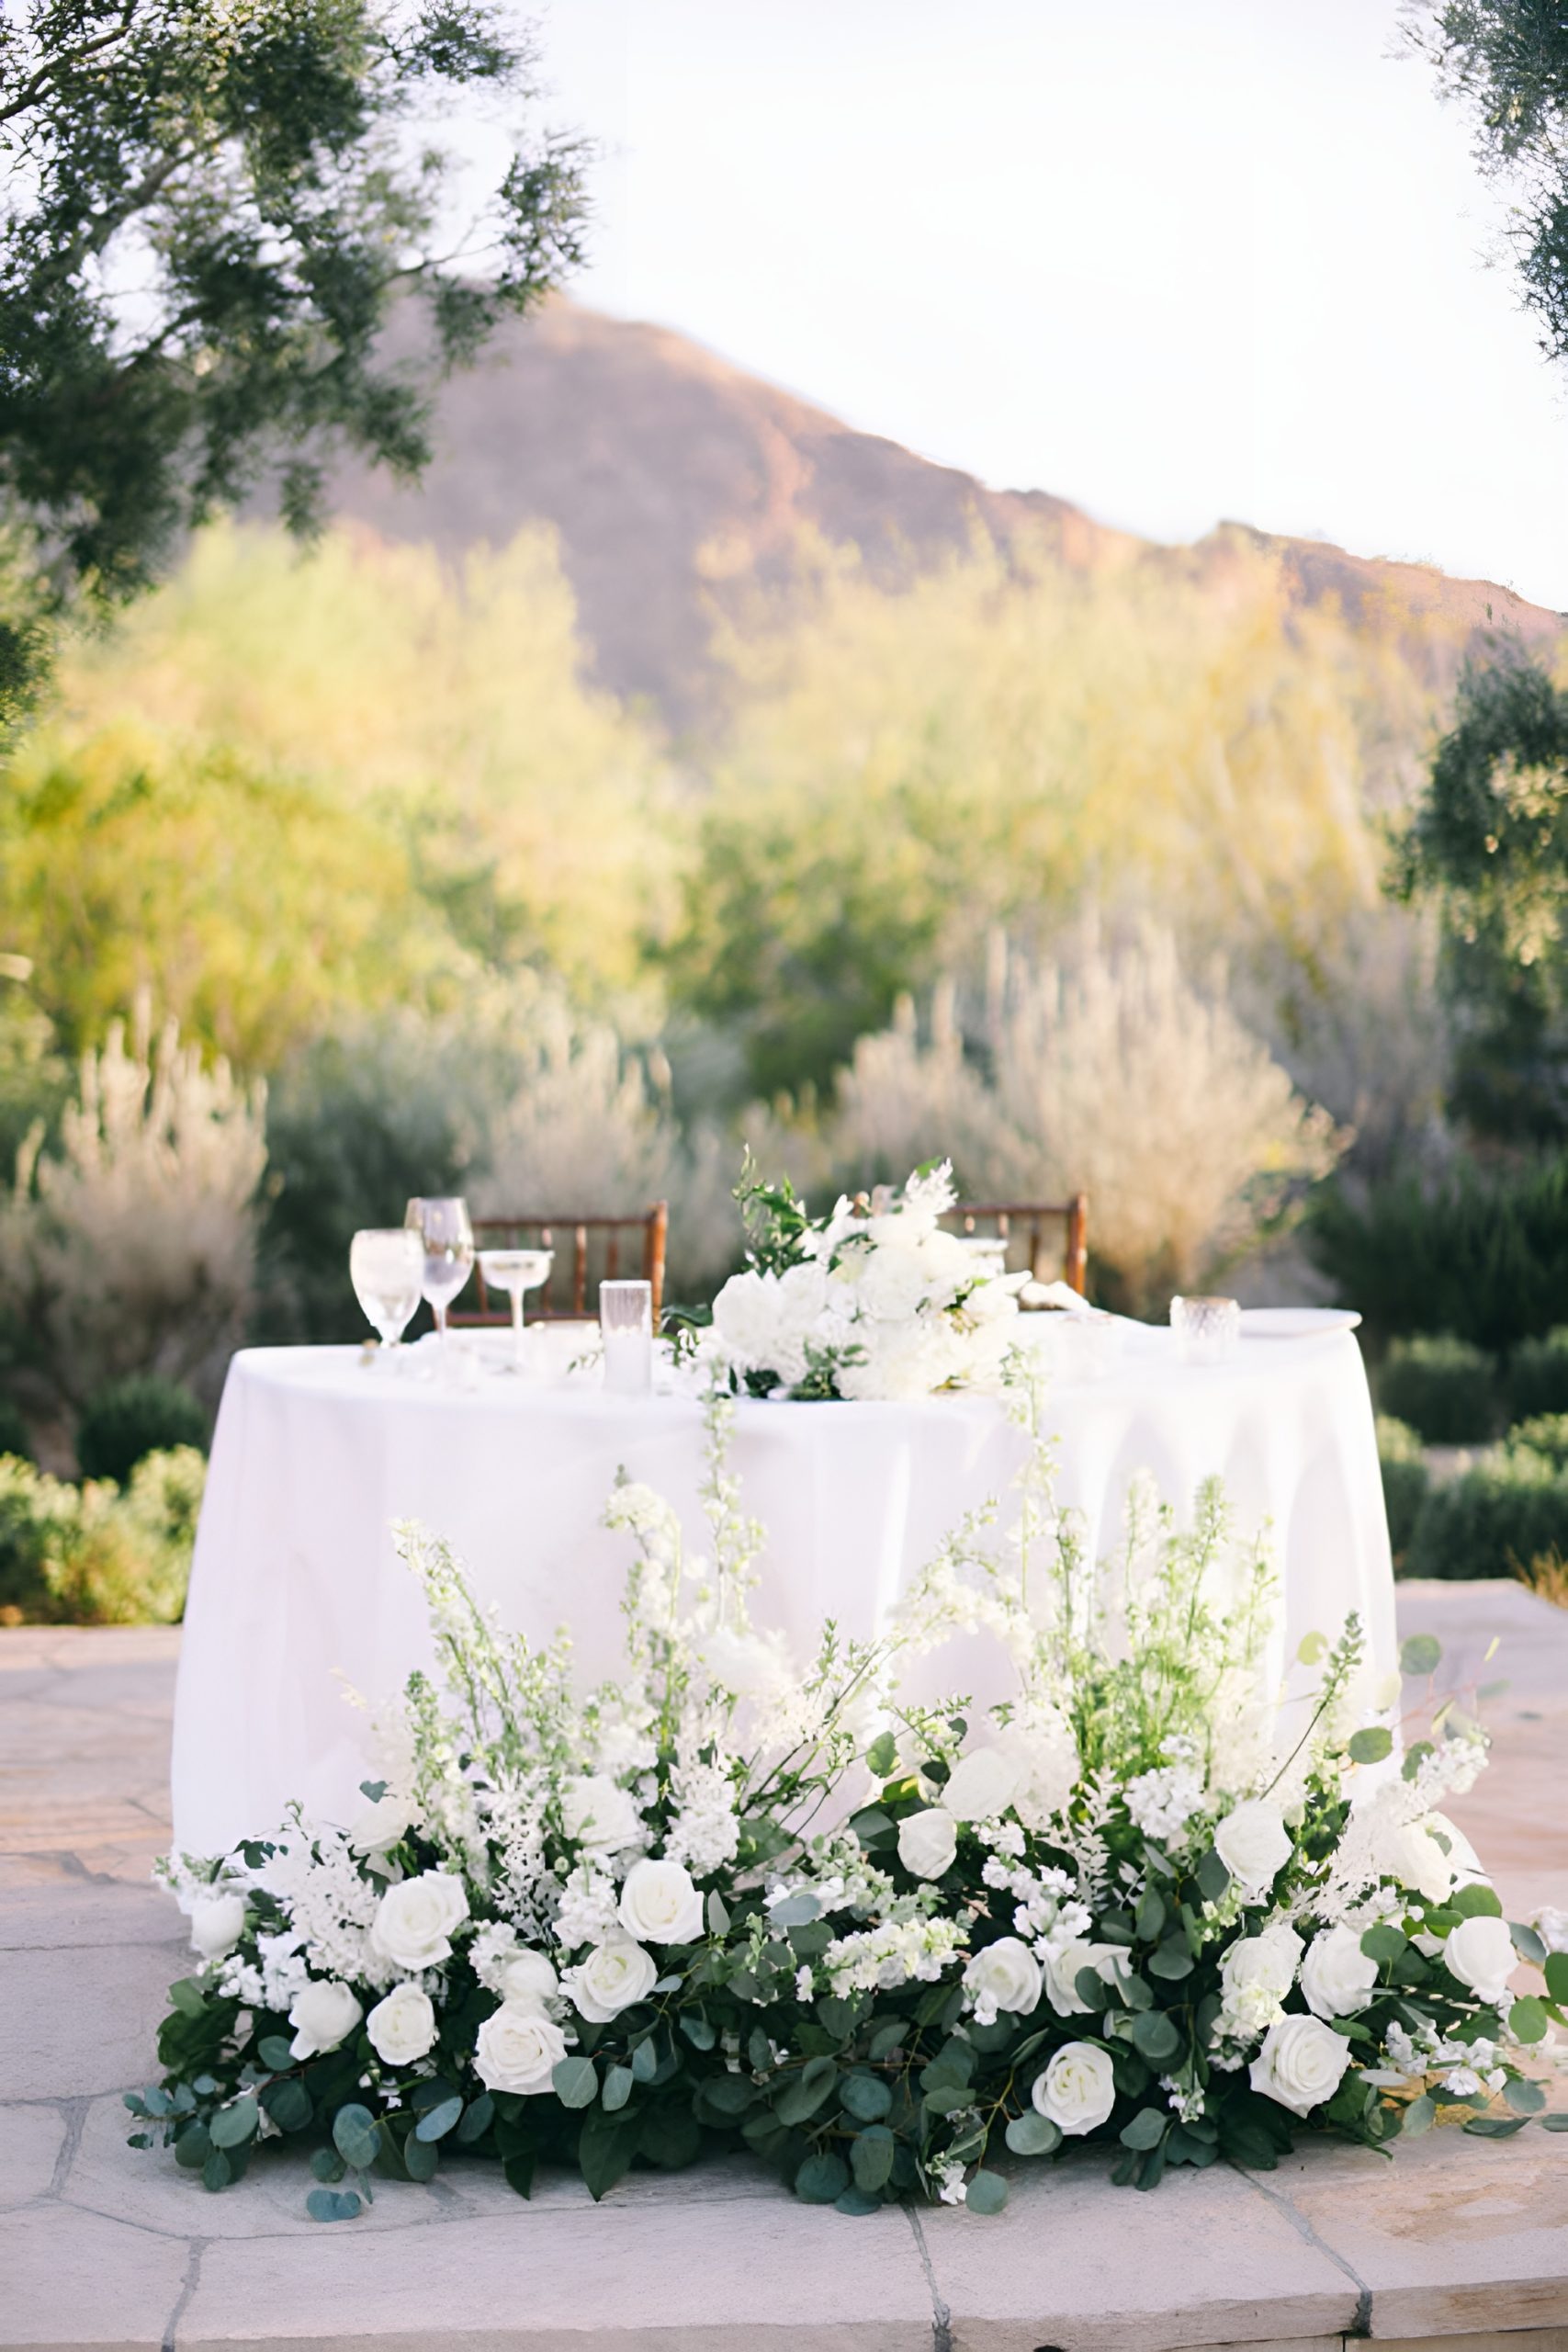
171,1322,1396,1855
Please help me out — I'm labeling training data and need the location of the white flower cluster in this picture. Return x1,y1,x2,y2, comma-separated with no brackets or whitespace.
705,1161,1026,1401
823,1913,968,1996
1124,1745,1206,1847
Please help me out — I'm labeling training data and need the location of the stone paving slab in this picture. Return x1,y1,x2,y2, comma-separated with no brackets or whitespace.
1,1588,1565,2352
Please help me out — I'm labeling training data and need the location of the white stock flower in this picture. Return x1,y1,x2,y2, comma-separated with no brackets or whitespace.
1032,2041,1116,2135
188,1894,247,1963
1220,1923,1303,2030
1300,1925,1380,2021
1044,1940,1123,2018
349,1788,416,1853
964,1936,1043,2021
618,1858,704,1945
288,1979,364,2061
566,1937,658,2021
561,1775,642,1853
943,1746,1021,1823
474,2000,568,2095
1248,2015,1352,2117
1443,1914,1516,2006
499,1949,559,2008
366,1981,437,2066
897,1808,958,1880
371,1870,469,1970
1213,1800,1292,1900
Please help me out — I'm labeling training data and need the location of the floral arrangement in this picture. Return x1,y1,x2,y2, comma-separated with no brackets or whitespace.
704,1159,1024,1401
133,1375,1565,2222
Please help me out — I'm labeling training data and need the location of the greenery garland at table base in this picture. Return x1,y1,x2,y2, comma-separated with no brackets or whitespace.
135,1374,1566,2220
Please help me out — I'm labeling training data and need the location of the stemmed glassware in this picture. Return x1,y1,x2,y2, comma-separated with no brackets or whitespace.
404,1196,475,1353
349,1227,424,1357
477,1248,553,1374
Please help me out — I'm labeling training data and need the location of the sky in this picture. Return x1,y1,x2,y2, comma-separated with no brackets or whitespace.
494,0,1568,612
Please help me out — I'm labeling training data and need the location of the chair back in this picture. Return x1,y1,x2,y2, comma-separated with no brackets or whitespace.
942,1194,1089,1298
450,1203,668,1326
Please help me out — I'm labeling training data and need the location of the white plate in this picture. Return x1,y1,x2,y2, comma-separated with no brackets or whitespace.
1239,1306,1361,1339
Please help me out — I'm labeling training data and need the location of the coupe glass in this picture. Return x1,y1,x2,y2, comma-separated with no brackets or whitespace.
349,1227,424,1353
600,1278,653,1395
1170,1294,1242,1366
404,1195,475,1350
478,1248,554,1373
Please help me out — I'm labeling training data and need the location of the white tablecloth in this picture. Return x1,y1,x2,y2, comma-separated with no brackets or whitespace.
171,1328,1396,1855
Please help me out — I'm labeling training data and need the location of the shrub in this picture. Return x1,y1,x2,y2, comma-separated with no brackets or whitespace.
0,1445,204,1624
1376,1335,1499,1444
1308,1153,1568,1353
1404,1446,1568,1581
0,1396,32,1463
76,1375,207,1485
1375,1415,1429,1561
1505,1413,1568,1473
1506,1326,1568,1421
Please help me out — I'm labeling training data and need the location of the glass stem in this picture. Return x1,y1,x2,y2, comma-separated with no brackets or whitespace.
434,1299,449,1348
512,1290,526,1363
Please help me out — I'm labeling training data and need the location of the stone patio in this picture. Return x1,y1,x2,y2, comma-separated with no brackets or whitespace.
2,1582,1566,2352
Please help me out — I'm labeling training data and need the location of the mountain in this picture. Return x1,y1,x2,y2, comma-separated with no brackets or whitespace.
321,299,1563,729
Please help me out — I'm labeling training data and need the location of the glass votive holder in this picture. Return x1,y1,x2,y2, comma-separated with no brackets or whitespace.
600,1278,653,1395
1170,1294,1241,1366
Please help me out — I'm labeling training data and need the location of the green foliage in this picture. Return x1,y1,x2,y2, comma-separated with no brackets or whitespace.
1377,1335,1500,1444
1397,652,1568,1141
77,1375,207,1485
0,1444,204,1622
0,0,588,715
1309,1156,1568,1354
1405,1442,1568,1581
1506,1326,1568,1421
1506,1412,1568,1472
1376,1416,1430,1559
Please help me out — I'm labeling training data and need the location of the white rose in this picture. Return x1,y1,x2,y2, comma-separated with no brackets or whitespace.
188,1894,247,1962
897,1807,958,1880
915,1228,974,1297
1213,1800,1292,1900
711,1270,779,1370
349,1788,415,1853
370,1870,469,1970
1376,1814,1457,1905
474,1999,568,2095
1044,1939,1124,2018
857,1240,931,1323
288,1978,364,2061
1248,2014,1352,2117
498,1948,559,2008
1300,1924,1381,2021
964,1936,1043,2018
566,1937,659,2022
617,1857,704,1945
943,1746,1021,1823
1427,1811,1485,1887
1443,1913,1517,2006
1032,2041,1116,2135
1222,1923,1303,2007
365,1981,437,2066
561,1775,643,1853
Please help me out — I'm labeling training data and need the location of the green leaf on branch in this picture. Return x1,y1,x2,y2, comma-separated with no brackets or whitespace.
770,1891,820,1928
1511,1920,1548,1965
1541,2112,1568,2132
835,2186,884,2216
167,1978,207,2019
868,2019,906,2062
401,2130,439,2182
456,2094,494,2145
332,2105,381,2171
415,2096,464,2143
1149,1939,1194,1982
679,2014,716,2051
965,2168,1008,2214
1400,2093,1435,2137
795,2151,850,2204
1510,1996,1550,2045
602,2065,634,2113
173,2122,211,2171
840,2072,893,2122
1119,2107,1167,2152
201,2151,232,2192
310,2148,346,2183
631,2037,660,2082
1348,1726,1393,1766
1005,2109,1061,2156
261,2078,311,2133
705,1889,730,1936
1134,1888,1167,1942
1463,2115,1529,2138
851,2123,896,2191
1504,2075,1548,2115
1402,1740,1435,1782
1195,1849,1231,1905
1452,1883,1504,1918
1545,1953,1568,2006
867,1731,898,1779
1399,1634,1441,1678
257,2035,296,2071
209,2096,259,2150
775,2056,838,2128
1360,1922,1408,1967
306,2188,363,2222
578,2110,641,2201
553,2056,598,2110
1130,2010,1180,2064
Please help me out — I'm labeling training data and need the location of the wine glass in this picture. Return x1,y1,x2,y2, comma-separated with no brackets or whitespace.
404,1196,475,1352
478,1248,553,1373
349,1227,424,1355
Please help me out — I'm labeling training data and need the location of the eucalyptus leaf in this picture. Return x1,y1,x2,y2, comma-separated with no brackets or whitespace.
679,2014,717,2051
1504,2075,1547,2115
1119,2107,1167,2152
310,2147,346,2182
1452,1883,1504,1918
402,2130,439,2182
1399,2093,1435,2137
851,2123,896,2191
1130,2010,1179,2064
705,1889,730,1936
602,2065,634,2113
795,2150,850,2204
257,2035,295,2072
835,2186,884,2216
866,1730,897,1779
1511,1920,1549,1965
552,2056,598,2110
769,1891,820,1928
840,2072,893,2122
965,2168,1008,2214
415,2096,464,2143
332,2104,381,2171
1547,1952,1568,2007
1348,1725,1393,1766
200,2150,232,2192
1004,2109,1061,2156
1195,1849,1230,1904
631,2037,659,2083
209,2096,259,2150
262,2078,311,2133
1399,1633,1441,1678
456,2093,495,2145
306,2187,363,2222
1509,1996,1549,2045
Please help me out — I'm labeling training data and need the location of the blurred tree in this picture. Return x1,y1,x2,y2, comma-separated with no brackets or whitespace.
0,0,587,719
1410,3,1568,368
1399,648,1568,1140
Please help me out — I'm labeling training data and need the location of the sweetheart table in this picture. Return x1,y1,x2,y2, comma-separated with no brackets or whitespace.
170,1323,1395,1856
